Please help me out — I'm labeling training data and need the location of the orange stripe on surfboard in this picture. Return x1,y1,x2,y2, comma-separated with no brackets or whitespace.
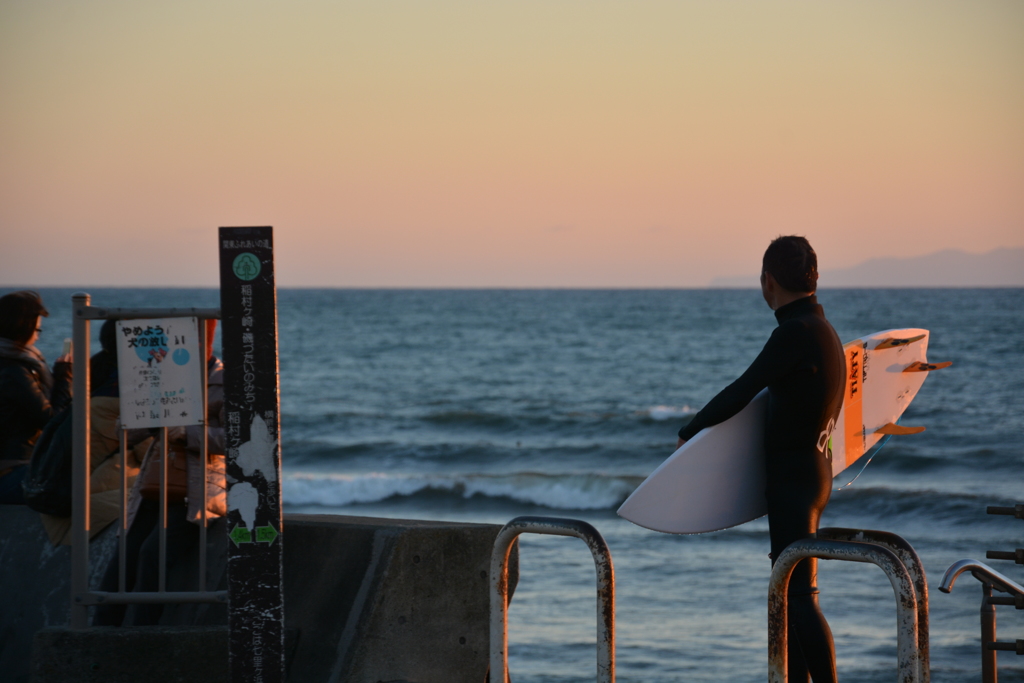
844,342,865,463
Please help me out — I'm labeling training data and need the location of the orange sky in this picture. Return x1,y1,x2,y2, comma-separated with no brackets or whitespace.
1,1,1022,287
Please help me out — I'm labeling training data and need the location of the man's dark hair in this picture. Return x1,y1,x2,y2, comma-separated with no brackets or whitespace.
762,235,818,293
0,290,49,344
90,319,119,393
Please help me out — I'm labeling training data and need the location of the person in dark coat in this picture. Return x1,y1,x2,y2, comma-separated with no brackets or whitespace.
0,290,72,503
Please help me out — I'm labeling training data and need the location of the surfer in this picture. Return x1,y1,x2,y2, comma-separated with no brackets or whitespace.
677,235,844,683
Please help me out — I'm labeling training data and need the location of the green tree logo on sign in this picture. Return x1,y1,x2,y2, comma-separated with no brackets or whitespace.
233,253,261,281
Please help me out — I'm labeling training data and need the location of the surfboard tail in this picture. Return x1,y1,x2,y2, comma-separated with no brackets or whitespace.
874,422,926,436
833,328,933,480
874,334,926,350
903,361,952,372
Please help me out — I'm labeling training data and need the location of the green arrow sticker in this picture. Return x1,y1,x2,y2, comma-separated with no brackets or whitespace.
229,525,252,547
255,524,279,546
229,524,279,547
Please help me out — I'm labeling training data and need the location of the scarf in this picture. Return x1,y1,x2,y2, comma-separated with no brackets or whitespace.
0,337,54,395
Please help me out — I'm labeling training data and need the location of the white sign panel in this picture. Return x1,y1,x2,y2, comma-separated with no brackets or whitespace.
117,317,204,429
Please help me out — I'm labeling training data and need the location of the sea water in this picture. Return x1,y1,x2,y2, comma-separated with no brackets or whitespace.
32,287,1024,682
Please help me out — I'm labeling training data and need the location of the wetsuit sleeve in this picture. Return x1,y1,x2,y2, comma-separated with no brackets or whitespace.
678,322,804,441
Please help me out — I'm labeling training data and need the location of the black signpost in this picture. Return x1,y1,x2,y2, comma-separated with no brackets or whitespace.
219,227,285,683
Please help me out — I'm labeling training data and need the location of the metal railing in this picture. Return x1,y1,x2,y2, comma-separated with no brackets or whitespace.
70,293,226,629
818,527,931,679
489,516,615,683
769,534,924,683
939,503,1024,683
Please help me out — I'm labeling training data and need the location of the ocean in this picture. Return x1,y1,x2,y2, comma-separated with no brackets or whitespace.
30,287,1024,682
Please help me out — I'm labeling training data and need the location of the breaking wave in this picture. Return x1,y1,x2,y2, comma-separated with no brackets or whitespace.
282,471,643,510
645,405,694,421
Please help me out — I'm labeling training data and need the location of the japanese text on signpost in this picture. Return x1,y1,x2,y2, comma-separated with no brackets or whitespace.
219,227,284,683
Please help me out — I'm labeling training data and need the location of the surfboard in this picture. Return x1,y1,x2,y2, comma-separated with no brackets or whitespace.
617,328,948,534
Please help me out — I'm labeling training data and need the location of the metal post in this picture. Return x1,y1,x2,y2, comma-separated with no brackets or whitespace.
119,428,128,593
70,293,92,629
198,318,209,592
489,516,615,683
982,583,997,683
819,528,930,681
768,538,919,683
158,427,168,593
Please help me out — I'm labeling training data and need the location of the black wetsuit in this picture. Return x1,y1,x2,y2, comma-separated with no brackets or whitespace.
678,295,844,683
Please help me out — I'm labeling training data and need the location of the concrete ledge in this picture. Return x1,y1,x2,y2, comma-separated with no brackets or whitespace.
32,626,228,683
283,514,518,683
4,507,517,683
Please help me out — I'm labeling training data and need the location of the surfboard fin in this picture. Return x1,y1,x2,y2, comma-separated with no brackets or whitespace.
903,361,952,372
875,423,926,436
874,334,926,350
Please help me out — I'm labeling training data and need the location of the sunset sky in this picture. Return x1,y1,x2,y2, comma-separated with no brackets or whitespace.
1,1,1021,287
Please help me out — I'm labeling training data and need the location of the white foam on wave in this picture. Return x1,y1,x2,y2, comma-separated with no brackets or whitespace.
646,405,693,420
282,471,637,510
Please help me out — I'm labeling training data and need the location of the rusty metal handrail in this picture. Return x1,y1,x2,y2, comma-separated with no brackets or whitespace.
77,306,222,321
769,538,920,683
819,528,930,681
75,590,228,605
489,516,615,683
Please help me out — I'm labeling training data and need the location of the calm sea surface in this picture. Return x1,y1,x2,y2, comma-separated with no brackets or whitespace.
30,287,1024,682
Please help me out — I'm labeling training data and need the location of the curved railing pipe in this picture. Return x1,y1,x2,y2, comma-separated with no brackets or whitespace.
939,559,1024,597
489,516,615,683
819,527,930,681
769,538,920,683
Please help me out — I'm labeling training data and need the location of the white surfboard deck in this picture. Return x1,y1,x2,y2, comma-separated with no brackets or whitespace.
617,328,938,534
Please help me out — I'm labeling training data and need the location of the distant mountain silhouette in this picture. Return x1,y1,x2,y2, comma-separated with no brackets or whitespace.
709,247,1024,288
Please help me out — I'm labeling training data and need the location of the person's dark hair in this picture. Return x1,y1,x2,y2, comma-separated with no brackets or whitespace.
91,320,119,393
0,290,49,344
99,318,117,355
762,236,818,293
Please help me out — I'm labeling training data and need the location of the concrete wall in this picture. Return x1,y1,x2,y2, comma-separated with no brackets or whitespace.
1,507,516,683
32,626,230,683
284,514,517,683
0,506,118,683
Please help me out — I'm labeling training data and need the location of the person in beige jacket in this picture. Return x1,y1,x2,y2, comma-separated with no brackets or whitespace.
40,320,152,545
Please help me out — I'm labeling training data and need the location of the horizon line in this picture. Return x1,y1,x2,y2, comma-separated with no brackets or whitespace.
5,284,1023,291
